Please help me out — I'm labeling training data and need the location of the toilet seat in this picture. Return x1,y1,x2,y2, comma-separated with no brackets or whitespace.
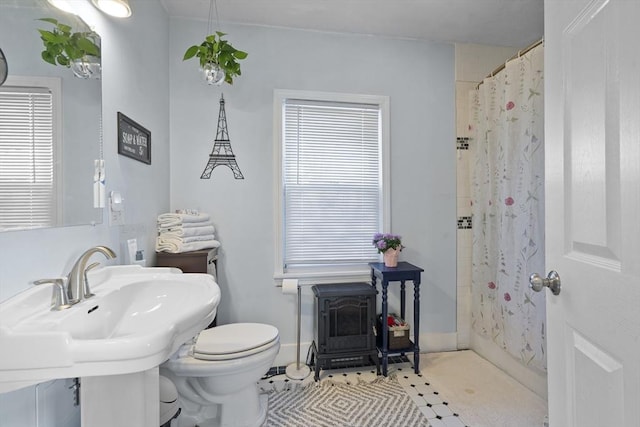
193,323,279,361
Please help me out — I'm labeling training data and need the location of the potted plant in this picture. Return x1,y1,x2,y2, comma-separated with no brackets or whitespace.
37,18,101,78
183,31,248,85
372,233,404,267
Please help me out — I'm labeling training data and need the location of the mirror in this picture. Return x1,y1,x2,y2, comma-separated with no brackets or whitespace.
0,0,102,231
0,48,7,86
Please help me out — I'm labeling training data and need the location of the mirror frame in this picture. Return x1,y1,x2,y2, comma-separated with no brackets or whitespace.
0,48,7,86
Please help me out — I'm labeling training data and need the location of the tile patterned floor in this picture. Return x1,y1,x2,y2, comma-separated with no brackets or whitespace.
258,357,468,427
418,351,548,427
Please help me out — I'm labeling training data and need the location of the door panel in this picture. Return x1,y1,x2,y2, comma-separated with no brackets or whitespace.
569,328,624,427
564,0,621,268
545,0,640,426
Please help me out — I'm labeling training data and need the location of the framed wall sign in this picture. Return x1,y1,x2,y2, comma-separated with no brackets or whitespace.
117,112,151,164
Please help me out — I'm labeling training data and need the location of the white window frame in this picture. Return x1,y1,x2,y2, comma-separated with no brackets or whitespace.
0,76,63,230
273,89,390,284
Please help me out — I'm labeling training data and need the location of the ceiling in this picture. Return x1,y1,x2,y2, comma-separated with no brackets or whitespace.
159,0,544,48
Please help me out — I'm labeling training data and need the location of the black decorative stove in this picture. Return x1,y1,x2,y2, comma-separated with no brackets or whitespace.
310,282,380,381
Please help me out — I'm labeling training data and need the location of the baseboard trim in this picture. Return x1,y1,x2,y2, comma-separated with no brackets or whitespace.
275,342,312,368
275,333,458,368
420,332,458,353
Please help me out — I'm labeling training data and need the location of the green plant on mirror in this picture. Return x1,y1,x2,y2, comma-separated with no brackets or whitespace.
37,18,101,78
183,31,248,85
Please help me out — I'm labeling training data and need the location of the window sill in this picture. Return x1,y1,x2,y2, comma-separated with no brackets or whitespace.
273,267,373,286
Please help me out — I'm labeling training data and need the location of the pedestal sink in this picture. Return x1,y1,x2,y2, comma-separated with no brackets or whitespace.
0,265,220,426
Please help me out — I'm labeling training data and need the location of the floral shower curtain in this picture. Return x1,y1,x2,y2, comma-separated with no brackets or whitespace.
470,44,546,372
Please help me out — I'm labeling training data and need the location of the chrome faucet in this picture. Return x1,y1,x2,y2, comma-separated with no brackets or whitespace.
67,246,116,304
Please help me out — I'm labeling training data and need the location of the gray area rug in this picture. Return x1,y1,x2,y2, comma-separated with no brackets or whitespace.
264,375,429,427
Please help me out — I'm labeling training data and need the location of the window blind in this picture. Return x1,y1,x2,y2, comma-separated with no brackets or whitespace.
0,86,56,230
283,99,382,268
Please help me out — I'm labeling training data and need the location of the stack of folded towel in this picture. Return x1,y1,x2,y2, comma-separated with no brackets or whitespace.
156,211,221,253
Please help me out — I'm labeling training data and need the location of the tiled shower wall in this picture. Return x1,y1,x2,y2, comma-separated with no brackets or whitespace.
454,44,519,349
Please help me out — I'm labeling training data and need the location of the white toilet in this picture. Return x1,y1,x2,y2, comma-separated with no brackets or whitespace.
161,323,280,427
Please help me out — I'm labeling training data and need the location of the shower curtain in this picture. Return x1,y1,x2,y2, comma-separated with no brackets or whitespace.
470,44,546,372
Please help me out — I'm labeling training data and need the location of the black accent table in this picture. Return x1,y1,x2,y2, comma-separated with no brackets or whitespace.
369,261,424,376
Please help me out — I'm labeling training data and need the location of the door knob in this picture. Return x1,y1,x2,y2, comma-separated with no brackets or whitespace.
529,271,561,295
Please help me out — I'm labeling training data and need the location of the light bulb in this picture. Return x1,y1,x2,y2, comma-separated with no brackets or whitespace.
91,0,132,18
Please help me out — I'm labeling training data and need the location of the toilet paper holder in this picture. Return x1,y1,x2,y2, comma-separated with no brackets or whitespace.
282,279,311,380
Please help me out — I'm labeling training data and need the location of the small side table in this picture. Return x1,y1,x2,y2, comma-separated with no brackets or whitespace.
155,248,218,275
369,261,424,376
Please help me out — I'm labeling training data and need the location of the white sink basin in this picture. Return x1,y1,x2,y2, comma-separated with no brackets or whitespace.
0,265,220,393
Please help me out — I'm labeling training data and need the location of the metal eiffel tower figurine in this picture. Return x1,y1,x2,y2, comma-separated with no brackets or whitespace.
200,94,244,180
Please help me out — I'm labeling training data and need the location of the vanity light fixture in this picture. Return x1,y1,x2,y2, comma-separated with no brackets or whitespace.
91,0,132,18
46,0,77,14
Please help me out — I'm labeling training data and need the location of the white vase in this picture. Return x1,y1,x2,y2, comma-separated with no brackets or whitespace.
71,55,101,79
383,248,399,267
202,62,225,85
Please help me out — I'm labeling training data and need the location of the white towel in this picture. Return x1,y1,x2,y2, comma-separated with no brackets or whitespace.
155,237,221,253
159,222,215,231
157,234,216,244
158,224,216,237
181,234,216,243
157,213,211,228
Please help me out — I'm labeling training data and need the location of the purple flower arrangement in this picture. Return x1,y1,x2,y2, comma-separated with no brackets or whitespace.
372,233,403,253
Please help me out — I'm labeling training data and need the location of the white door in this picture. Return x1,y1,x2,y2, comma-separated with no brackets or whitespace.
544,0,640,426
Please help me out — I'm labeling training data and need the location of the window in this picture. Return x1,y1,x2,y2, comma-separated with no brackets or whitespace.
0,76,61,230
274,90,390,280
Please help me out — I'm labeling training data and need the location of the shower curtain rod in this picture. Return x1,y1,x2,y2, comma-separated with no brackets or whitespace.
476,38,544,88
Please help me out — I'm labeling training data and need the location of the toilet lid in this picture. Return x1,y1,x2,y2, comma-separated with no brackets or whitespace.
193,323,279,361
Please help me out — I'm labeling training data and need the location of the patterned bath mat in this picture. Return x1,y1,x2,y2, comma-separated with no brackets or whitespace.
263,375,429,427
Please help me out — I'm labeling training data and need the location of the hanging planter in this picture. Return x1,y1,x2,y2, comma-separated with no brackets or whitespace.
183,31,247,85
37,18,101,79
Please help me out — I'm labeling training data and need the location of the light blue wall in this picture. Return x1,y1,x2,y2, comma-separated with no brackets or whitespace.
0,9,457,425
0,1,170,425
169,19,457,354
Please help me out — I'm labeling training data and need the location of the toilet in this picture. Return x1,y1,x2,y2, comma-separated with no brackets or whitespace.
161,323,280,427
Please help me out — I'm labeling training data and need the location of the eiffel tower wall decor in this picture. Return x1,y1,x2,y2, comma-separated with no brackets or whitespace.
201,94,244,179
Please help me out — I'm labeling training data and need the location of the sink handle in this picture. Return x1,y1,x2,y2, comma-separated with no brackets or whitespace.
34,278,71,311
